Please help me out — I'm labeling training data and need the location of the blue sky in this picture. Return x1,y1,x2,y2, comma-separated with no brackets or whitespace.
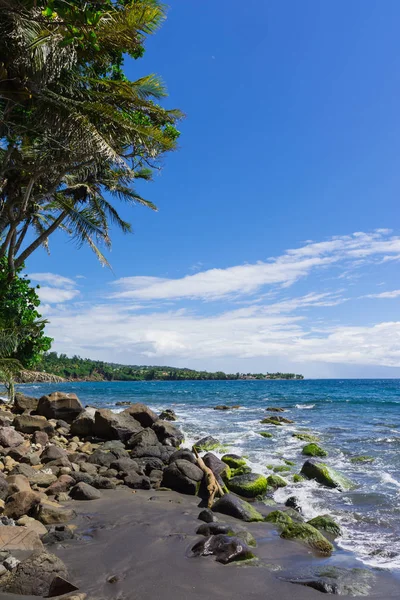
26,1,400,377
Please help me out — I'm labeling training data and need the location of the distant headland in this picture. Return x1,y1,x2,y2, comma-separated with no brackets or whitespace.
22,352,304,383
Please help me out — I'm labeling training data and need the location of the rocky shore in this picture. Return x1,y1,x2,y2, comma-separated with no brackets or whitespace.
0,391,397,599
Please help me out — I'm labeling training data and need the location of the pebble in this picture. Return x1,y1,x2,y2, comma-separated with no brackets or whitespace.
3,556,20,571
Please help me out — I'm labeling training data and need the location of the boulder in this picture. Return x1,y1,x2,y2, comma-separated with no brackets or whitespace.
45,474,75,496
0,473,9,499
42,525,74,545
221,454,247,469
130,444,163,460
285,496,302,513
47,576,79,598
302,443,328,458
29,471,57,488
190,534,255,564
149,469,163,488
123,472,151,490
0,525,43,550
4,490,41,519
266,474,288,489
152,420,184,447
32,430,49,446
161,459,203,495
265,510,294,526
198,508,217,523
10,463,36,479
91,476,116,490
5,551,68,596
7,474,31,494
307,515,342,538
93,409,143,442
300,460,356,491
211,493,264,522
169,449,196,465
280,522,333,556
0,426,24,448
13,393,38,414
213,405,240,410
266,407,286,412
292,432,319,443
70,409,95,438
36,500,75,525
135,457,164,474
193,436,220,452
203,453,231,481
260,416,294,425
17,515,48,537
159,409,177,421
13,414,54,435
110,458,140,473
227,473,268,498
70,482,102,500
41,445,68,464
122,403,158,428
37,392,83,423
8,443,30,462
87,449,115,468
127,428,159,449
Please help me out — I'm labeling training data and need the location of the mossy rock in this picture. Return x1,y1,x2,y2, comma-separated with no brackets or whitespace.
265,510,293,526
259,432,273,438
212,493,264,522
273,465,291,473
231,529,257,547
280,522,333,556
284,459,295,466
221,454,247,469
230,465,252,478
293,432,320,443
350,455,375,464
307,515,342,538
261,416,294,426
266,474,287,489
293,474,305,483
302,443,328,458
301,460,356,491
266,464,274,470
193,436,221,452
227,473,268,498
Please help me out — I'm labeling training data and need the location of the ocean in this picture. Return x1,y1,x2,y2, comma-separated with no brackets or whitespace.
16,378,400,573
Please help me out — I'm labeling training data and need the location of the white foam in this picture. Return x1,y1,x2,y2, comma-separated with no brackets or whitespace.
295,403,315,409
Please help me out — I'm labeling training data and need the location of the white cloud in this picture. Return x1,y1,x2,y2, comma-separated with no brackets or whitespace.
110,231,400,302
36,287,80,304
29,272,76,288
365,289,400,299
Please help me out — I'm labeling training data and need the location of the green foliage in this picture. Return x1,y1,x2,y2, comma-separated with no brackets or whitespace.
0,259,52,367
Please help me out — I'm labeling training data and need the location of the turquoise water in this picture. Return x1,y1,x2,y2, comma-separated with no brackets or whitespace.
18,379,400,572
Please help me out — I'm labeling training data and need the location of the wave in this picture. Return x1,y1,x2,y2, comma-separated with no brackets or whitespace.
295,403,315,409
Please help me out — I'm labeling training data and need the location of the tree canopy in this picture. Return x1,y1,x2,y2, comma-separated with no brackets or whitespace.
0,0,182,274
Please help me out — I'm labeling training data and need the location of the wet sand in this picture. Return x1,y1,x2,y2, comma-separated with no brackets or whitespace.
13,488,398,600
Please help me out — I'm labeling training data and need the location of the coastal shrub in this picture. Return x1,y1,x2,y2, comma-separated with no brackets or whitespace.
302,443,328,458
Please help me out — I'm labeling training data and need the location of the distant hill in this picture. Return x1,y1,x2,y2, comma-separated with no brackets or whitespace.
34,352,304,382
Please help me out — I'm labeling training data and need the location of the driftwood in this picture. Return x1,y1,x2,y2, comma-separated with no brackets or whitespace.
193,447,225,508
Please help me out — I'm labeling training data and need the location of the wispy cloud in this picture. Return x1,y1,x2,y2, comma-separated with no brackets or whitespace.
110,231,400,302
36,287,80,304
365,289,400,299
29,272,79,304
29,272,76,288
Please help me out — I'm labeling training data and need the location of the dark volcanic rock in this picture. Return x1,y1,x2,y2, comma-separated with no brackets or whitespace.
91,476,116,490
203,453,230,480
169,449,196,464
159,409,177,421
123,472,151,490
93,409,143,442
198,508,217,523
127,427,159,448
122,403,158,428
211,493,264,522
32,430,49,446
162,459,203,495
190,534,255,564
152,420,184,447
42,525,75,545
193,436,220,451
47,576,79,598
70,408,95,437
13,414,54,435
285,496,302,513
5,550,68,596
130,444,163,459
0,426,24,448
70,482,102,500
196,523,233,536
37,392,83,423
71,472,95,486
135,457,164,474
110,457,140,473
88,449,115,468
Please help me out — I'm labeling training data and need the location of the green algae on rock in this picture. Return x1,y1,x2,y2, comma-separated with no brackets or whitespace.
292,432,320,442
230,465,252,478
300,459,356,491
259,432,273,438
221,454,247,469
265,510,293,526
227,473,268,498
307,515,342,538
302,443,328,458
260,416,294,426
266,474,288,488
280,522,334,556
350,455,375,464
193,436,221,452
293,474,305,483
273,465,291,473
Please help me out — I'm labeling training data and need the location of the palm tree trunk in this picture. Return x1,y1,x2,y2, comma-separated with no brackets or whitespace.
15,210,68,269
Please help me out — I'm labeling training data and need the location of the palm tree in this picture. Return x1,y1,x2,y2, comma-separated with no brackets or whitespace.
0,1,182,274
